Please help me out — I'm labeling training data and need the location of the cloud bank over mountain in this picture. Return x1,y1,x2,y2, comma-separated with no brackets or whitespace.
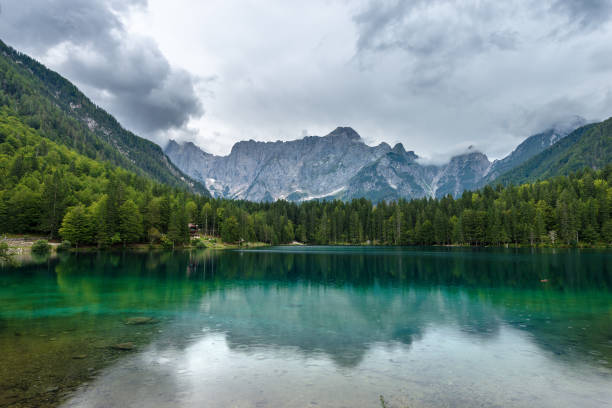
2,0,611,160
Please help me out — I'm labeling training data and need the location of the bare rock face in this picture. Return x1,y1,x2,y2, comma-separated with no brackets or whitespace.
165,119,587,202
166,127,393,202
342,145,490,201
434,150,492,198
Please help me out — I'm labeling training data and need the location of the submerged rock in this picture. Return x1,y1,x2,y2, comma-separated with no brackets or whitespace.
125,316,156,325
111,342,135,351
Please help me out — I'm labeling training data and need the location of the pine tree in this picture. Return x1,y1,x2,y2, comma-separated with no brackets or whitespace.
601,219,612,244
59,205,92,248
118,199,142,245
317,210,330,244
168,199,188,246
40,170,68,238
433,209,449,244
221,216,240,243
450,215,462,244
349,211,362,244
91,195,111,247
200,202,213,235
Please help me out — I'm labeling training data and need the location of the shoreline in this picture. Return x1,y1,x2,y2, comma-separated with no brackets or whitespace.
2,235,610,257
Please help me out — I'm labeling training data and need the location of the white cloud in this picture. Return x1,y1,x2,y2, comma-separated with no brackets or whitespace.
2,0,612,160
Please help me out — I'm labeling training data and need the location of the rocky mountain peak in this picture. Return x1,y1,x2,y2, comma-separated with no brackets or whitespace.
326,127,361,141
166,139,212,158
230,139,259,155
391,143,406,154
449,148,488,163
166,139,180,150
183,141,200,149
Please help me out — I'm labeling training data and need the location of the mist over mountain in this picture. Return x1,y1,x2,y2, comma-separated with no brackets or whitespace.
165,118,589,202
481,115,588,185
495,117,612,186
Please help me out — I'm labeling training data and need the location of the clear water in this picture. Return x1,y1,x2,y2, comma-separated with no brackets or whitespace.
1,247,611,407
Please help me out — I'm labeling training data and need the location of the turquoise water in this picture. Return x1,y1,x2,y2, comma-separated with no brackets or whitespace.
1,247,611,407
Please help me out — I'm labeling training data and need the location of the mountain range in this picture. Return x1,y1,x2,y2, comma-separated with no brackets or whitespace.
165,116,596,202
2,37,609,204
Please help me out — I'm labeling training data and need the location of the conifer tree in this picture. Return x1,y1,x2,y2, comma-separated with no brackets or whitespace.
59,205,92,248
118,199,142,245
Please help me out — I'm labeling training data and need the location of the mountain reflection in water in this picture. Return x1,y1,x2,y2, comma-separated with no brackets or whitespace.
1,247,611,408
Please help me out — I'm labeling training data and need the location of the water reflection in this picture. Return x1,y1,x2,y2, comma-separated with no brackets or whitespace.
1,247,611,407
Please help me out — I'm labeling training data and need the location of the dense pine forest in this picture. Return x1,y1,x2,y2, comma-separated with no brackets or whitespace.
1,108,611,248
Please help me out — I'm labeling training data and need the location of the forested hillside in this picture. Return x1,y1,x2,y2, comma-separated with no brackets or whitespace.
0,110,194,245
0,39,207,193
495,117,611,185
1,108,610,248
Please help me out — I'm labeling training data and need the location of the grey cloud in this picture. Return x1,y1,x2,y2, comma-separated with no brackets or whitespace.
1,0,611,160
353,1,410,53
353,1,519,56
352,1,522,91
487,30,519,50
0,0,202,140
354,0,610,59
111,68,203,134
513,98,590,135
551,0,612,31
351,0,612,95
0,0,125,52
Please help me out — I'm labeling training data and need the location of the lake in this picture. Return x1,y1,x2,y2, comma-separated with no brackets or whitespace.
1,247,611,407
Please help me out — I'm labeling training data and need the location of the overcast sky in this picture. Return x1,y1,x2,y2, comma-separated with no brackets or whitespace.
1,0,612,160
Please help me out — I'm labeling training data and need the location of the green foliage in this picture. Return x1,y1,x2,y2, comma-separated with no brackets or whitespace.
0,111,199,247
192,238,207,249
59,205,92,247
220,216,240,243
57,240,72,251
0,39,208,194
160,235,174,250
496,117,612,185
0,241,13,263
148,227,162,244
118,199,142,244
110,233,122,246
31,239,50,253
